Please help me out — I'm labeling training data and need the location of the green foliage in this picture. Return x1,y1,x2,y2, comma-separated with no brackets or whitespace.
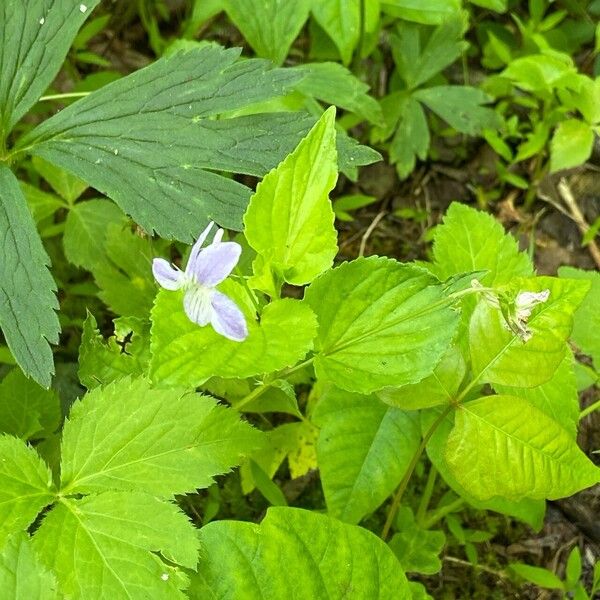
446,395,600,500
190,507,412,598
151,289,317,387
0,167,59,387
304,257,459,393
314,387,420,524
245,108,338,289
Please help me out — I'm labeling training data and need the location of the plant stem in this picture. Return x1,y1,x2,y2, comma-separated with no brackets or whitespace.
422,497,465,529
579,398,600,420
381,405,453,541
416,466,437,525
38,92,91,102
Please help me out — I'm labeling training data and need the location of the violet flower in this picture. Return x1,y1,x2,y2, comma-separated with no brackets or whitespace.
152,222,248,342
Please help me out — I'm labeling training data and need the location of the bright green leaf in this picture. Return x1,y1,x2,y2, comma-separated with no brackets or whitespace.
63,199,126,271
311,0,360,65
378,345,466,410
314,387,421,524
304,257,459,394
0,369,60,440
558,266,600,367
0,533,58,599
550,119,594,172
470,276,589,387
424,408,546,529
33,492,198,599
381,0,462,25
510,563,564,590
223,0,311,65
432,202,533,286
415,86,502,135
468,0,507,11
0,166,59,387
494,351,580,437
60,378,262,497
78,313,150,389
19,183,65,224
0,436,55,542
0,0,101,139
446,396,600,500
189,507,411,599
245,108,338,286
151,288,317,388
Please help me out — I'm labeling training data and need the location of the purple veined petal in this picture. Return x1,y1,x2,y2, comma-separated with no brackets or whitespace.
188,241,242,287
183,286,214,326
211,290,248,342
186,221,215,275
152,258,184,290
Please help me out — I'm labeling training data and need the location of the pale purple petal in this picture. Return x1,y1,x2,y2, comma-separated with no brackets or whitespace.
211,290,248,342
212,228,224,245
188,242,241,287
152,258,184,290
186,221,215,275
183,287,213,326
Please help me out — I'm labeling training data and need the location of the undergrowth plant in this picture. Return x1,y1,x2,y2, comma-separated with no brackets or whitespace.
0,1,599,599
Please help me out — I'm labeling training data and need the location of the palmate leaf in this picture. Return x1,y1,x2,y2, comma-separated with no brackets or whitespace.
189,507,411,599
446,396,600,500
245,108,338,288
33,492,198,599
0,436,55,542
19,44,378,241
470,276,589,387
0,533,59,599
60,378,262,497
304,257,459,394
313,387,421,524
150,286,317,388
0,166,59,387
0,0,100,139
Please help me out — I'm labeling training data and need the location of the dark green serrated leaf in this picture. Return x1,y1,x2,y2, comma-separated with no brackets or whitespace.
0,166,59,387
20,45,377,241
0,0,100,138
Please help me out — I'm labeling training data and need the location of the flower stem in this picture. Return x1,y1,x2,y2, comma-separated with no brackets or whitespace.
416,465,437,526
381,405,453,541
579,398,600,420
422,497,465,529
38,91,91,102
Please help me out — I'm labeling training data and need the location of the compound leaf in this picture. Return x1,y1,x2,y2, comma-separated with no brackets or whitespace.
0,436,55,542
33,492,198,599
189,507,411,599
0,533,59,600
0,166,59,387
304,257,459,394
60,377,262,497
